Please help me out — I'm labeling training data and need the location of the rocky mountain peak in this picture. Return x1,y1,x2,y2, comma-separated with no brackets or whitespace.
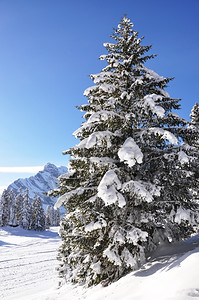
7,163,67,209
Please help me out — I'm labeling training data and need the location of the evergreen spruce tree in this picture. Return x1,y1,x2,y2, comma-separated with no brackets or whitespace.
0,195,3,226
54,208,60,226
46,205,60,227
8,189,17,226
45,205,52,228
31,194,45,231
15,187,24,226
0,190,11,226
0,190,7,226
21,189,32,230
50,206,55,225
54,16,199,286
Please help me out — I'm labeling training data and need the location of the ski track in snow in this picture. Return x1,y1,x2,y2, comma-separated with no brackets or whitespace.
0,226,61,300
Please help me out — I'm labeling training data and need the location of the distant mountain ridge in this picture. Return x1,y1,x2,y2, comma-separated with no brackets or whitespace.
7,163,67,208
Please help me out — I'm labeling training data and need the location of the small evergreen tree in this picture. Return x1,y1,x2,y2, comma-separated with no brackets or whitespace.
45,205,52,229
0,190,7,226
46,205,60,227
0,189,18,227
8,189,17,226
31,194,45,231
54,208,60,226
21,189,32,230
50,206,55,225
0,190,11,226
53,16,199,286
15,187,24,226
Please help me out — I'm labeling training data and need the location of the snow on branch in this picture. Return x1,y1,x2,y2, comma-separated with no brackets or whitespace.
148,128,178,144
75,131,121,149
84,215,107,232
118,137,143,167
122,180,161,204
99,54,107,60
103,245,122,266
73,123,94,139
54,187,93,209
83,85,98,96
121,248,137,268
98,170,126,208
103,42,115,49
143,94,165,118
90,261,101,275
91,71,112,84
170,207,196,225
99,83,116,93
103,243,140,268
90,157,117,168
139,65,165,82
86,110,123,124
178,150,189,165
126,227,148,245
112,226,148,246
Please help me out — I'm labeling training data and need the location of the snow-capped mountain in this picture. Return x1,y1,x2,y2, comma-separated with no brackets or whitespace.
7,163,67,208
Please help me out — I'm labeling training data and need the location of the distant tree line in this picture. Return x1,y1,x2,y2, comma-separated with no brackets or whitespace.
0,188,60,231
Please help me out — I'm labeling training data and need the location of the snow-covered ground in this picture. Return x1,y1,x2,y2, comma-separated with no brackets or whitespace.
0,226,199,300
0,226,61,300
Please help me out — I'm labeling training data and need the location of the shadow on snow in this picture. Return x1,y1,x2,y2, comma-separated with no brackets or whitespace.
134,234,199,277
0,225,60,240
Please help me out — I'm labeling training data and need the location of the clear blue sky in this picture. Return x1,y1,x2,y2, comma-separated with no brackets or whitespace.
0,0,199,191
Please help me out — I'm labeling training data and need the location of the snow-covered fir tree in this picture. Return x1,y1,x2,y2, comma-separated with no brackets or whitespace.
0,188,49,231
0,190,7,226
53,16,199,286
46,205,60,228
21,189,32,230
0,189,18,227
15,187,23,226
31,194,45,231
54,208,60,225
0,190,11,226
45,205,52,229
49,206,55,225
8,189,17,226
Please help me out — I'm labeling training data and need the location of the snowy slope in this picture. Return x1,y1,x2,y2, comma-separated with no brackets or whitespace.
7,163,67,208
0,226,199,300
0,226,61,300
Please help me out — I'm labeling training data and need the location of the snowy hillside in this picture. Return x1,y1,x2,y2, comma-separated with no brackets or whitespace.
0,226,199,300
7,163,67,208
